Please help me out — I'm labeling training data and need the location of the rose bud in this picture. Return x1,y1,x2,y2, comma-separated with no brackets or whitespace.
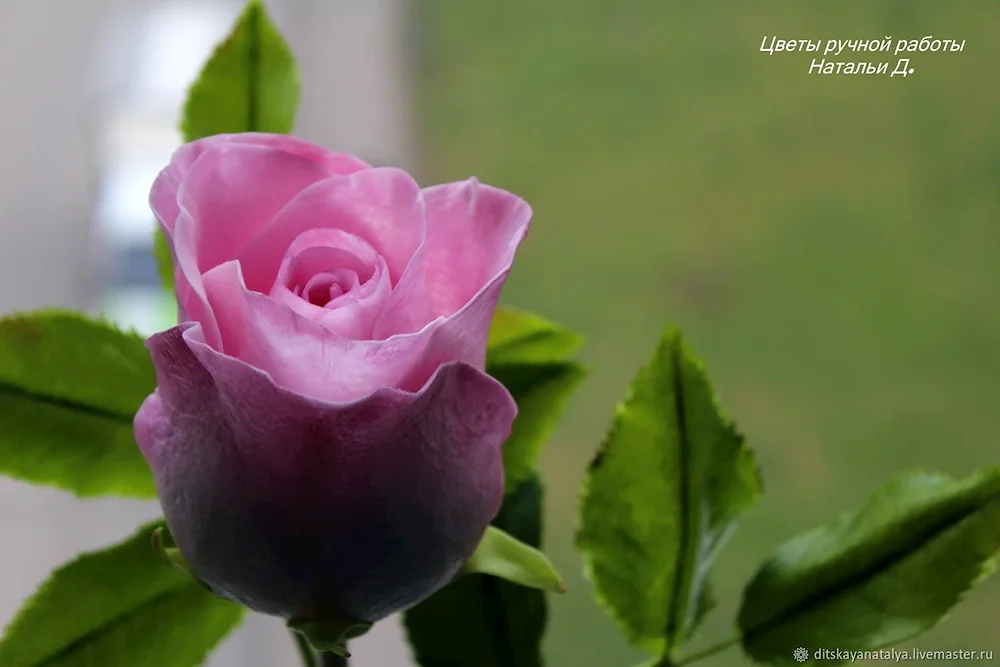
134,133,529,629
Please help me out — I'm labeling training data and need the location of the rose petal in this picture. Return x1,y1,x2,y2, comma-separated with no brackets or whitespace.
174,145,337,274
373,178,532,337
275,228,380,290
197,254,508,402
267,228,392,339
299,270,356,303
134,323,515,623
210,133,372,175
237,168,425,293
172,210,222,349
150,133,370,239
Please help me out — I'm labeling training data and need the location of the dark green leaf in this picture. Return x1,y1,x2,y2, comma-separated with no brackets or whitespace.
0,522,245,667
739,468,1000,666
486,308,587,493
404,475,549,667
576,328,761,657
155,0,301,292
0,310,157,497
489,362,586,494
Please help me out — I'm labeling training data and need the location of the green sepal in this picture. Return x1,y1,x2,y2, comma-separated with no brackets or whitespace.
288,617,373,657
151,525,191,575
459,525,566,593
150,524,216,595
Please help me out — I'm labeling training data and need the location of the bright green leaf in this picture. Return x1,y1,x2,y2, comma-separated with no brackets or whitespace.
154,0,301,293
489,362,587,493
486,308,587,493
153,230,175,295
738,468,1000,666
0,522,245,667
181,0,299,142
461,526,564,593
0,310,157,497
576,328,761,658
487,307,585,365
404,475,549,667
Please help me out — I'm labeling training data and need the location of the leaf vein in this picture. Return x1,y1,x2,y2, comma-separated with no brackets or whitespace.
742,499,996,644
35,584,188,667
0,381,135,424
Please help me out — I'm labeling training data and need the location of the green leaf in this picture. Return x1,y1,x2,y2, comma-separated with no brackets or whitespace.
155,0,301,293
0,310,157,497
153,229,176,295
576,328,761,658
181,0,299,142
460,526,565,593
487,307,585,365
0,522,245,667
404,474,549,667
738,468,1000,666
486,308,587,493
489,362,587,494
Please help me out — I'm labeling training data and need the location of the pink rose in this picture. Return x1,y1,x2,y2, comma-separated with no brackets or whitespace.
133,133,529,625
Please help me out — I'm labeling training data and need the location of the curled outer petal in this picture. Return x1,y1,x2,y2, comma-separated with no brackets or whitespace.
134,323,517,623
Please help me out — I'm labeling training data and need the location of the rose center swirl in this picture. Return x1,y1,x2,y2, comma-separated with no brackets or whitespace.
271,229,380,310
284,246,374,309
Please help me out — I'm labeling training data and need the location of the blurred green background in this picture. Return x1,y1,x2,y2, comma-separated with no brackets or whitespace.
414,1,999,665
